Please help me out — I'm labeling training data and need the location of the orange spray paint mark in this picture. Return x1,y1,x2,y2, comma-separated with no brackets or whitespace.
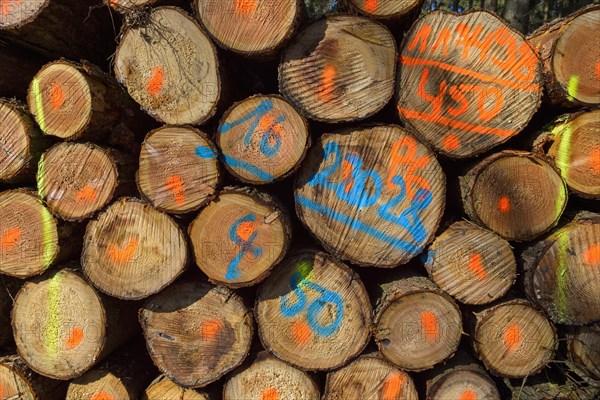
459,389,478,400
595,61,600,80
381,372,404,400
91,391,114,400
342,159,354,194
66,326,84,350
421,311,439,342
318,65,336,102
442,134,460,151
235,0,257,15
583,244,600,266
258,114,285,141
147,67,164,96
503,323,521,353
468,253,488,280
107,238,139,265
364,0,378,13
1,228,21,251
589,148,600,174
49,82,65,110
236,221,255,242
292,320,312,345
76,186,98,203
261,388,279,400
165,175,186,206
498,196,511,213
200,319,222,340
1,0,20,17
0,385,4,398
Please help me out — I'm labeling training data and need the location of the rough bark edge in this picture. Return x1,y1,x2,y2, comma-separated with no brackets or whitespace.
344,0,424,21
0,354,68,399
426,364,499,400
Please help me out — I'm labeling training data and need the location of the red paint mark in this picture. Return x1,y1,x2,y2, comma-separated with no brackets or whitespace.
595,61,600,80
235,0,256,15
66,326,84,350
76,186,98,203
442,134,460,151
584,244,600,266
1,228,21,251
147,67,164,96
236,221,255,242
364,0,377,13
1,0,20,17
318,65,336,102
91,391,114,400
292,320,312,345
459,389,477,400
107,238,139,265
381,372,404,400
503,323,521,353
200,319,221,340
261,388,279,400
421,311,439,342
468,253,488,280
589,148,600,174
49,82,65,111
498,196,511,214
165,175,186,206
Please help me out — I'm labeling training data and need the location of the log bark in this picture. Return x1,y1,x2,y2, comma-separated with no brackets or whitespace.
114,7,221,125
279,14,396,123
295,124,445,267
11,268,138,380
532,109,600,199
38,142,135,221
81,197,188,300
508,377,599,400
216,94,309,185
528,5,600,106
0,354,67,399
397,10,543,158
0,189,81,278
426,364,500,400
0,99,45,184
0,41,47,99
139,281,253,388
523,212,600,325
255,249,372,371
373,276,462,372
143,375,211,400
567,323,600,381
195,0,302,56
223,352,320,400
472,299,557,378
424,220,517,305
323,353,418,400
460,150,568,242
137,125,220,214
188,187,292,288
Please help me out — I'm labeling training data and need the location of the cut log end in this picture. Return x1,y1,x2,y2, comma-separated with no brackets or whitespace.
144,375,209,400
279,15,396,123
397,11,542,158
568,323,600,380
223,353,320,400
323,354,418,400
82,197,188,300
196,0,299,55
349,0,423,19
114,7,220,125
374,277,462,372
138,126,220,214
0,355,67,400
473,299,557,378
189,188,291,287
426,365,500,400
0,0,46,29
66,370,132,400
140,281,253,388
0,190,59,278
426,221,517,305
217,95,309,184
295,125,445,267
27,61,92,139
256,250,372,371
462,151,567,242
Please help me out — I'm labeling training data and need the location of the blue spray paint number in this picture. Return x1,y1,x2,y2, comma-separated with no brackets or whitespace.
225,213,262,280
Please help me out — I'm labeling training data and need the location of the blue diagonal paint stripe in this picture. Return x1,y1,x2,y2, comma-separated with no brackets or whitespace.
222,154,275,182
195,146,217,159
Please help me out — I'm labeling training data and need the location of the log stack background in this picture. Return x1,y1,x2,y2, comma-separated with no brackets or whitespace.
1,0,599,399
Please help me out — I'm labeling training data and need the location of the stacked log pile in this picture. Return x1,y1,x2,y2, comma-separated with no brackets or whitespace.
0,1,599,399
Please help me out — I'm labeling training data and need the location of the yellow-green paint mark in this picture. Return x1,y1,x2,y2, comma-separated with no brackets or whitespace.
554,232,570,320
552,124,571,217
36,153,47,200
32,78,47,133
45,273,61,355
567,75,579,101
39,196,56,270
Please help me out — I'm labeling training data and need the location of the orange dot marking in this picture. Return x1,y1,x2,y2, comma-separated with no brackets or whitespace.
1,0,20,17
342,158,354,194
381,372,404,400
584,244,600,266
165,175,186,206
0,385,4,398
49,82,65,110
420,311,439,342
257,114,286,140
66,326,84,350
1,228,21,251
468,253,488,280
107,238,139,265
76,186,98,203
318,65,336,102
595,61,600,80
442,134,461,151
147,66,164,96
503,323,521,353
364,0,377,13
261,388,279,400
236,221,256,242
498,196,510,213
459,389,477,400
200,319,221,340
235,0,257,15
91,391,114,400
292,319,312,345
589,148,600,174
